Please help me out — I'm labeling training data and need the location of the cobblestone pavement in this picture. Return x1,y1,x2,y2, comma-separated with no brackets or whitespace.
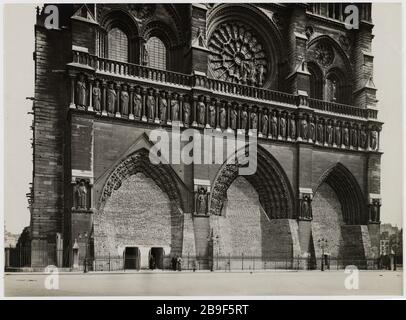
4,270,403,297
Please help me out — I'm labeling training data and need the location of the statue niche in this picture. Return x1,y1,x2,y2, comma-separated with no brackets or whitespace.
73,179,90,211
195,187,208,215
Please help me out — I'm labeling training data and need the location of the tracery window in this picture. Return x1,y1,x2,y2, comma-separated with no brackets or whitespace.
208,21,268,87
145,36,167,70
107,27,129,63
308,63,323,100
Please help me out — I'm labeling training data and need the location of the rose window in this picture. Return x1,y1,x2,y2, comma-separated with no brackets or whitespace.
208,22,268,87
314,41,334,67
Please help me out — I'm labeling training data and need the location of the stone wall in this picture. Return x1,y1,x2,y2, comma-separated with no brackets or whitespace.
94,173,183,259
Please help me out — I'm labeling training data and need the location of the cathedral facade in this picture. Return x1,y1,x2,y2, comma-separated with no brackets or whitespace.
30,3,382,269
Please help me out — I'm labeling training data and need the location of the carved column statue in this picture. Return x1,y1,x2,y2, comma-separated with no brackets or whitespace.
76,74,87,109
159,91,168,123
369,198,381,223
195,186,209,215
261,109,268,137
289,114,296,141
219,102,227,130
308,116,316,142
351,124,358,149
250,107,258,133
208,99,216,128
370,127,379,151
92,80,101,113
300,114,308,141
146,88,155,121
298,193,313,221
73,179,91,211
106,82,116,115
120,85,129,117
230,104,238,131
101,81,107,116
132,87,141,119
359,125,367,150
342,123,349,148
171,92,180,123
240,106,248,134
326,120,333,146
334,121,341,147
197,96,206,127
279,112,286,140
183,95,191,127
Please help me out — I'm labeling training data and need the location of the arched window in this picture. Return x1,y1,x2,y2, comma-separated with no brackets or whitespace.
145,36,167,70
308,63,323,100
107,27,128,63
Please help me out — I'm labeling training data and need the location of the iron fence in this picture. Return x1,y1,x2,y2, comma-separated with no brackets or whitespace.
5,247,402,272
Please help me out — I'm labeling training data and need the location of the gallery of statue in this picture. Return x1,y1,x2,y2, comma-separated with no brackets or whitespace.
28,3,382,270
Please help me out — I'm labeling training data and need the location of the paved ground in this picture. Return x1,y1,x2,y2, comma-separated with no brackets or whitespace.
4,270,403,297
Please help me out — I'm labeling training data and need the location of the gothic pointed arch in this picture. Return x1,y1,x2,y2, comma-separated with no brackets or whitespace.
98,148,184,212
307,35,353,104
209,145,295,219
314,163,367,225
99,10,140,63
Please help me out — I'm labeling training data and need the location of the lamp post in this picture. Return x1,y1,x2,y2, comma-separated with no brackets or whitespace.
207,229,220,272
79,232,89,273
317,238,328,271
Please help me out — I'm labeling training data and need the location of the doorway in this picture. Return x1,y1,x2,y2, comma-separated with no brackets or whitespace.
149,247,164,269
124,247,140,270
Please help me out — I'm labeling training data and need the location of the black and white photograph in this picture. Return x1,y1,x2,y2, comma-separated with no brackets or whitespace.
1,1,404,301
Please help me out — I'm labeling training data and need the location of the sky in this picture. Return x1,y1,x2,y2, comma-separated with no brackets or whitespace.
3,3,404,234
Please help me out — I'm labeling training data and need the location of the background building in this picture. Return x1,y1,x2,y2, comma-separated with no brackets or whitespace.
29,3,382,270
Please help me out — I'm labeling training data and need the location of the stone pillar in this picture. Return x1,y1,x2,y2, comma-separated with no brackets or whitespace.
69,74,76,109
101,81,107,116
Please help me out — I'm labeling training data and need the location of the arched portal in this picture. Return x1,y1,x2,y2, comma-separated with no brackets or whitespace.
311,163,370,264
94,149,184,269
209,145,295,219
210,146,298,266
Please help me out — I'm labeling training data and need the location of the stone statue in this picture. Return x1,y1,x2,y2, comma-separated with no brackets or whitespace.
197,96,206,125
301,195,312,220
76,180,87,209
120,85,129,116
258,65,265,86
92,80,101,111
159,92,167,122
300,117,308,139
230,108,237,130
183,96,191,126
208,102,216,128
196,187,207,215
370,130,378,150
360,127,367,149
142,42,149,66
107,83,116,114
251,112,258,130
219,106,226,129
370,200,380,222
351,126,358,147
241,109,248,131
343,126,349,146
317,122,324,143
335,123,341,145
133,87,142,118
279,114,286,138
271,112,278,137
171,93,180,121
76,75,87,107
289,115,296,139
309,120,316,141
262,112,268,135
146,89,155,120
326,122,333,144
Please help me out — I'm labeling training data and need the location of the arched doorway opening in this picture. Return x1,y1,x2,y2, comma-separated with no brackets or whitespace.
124,247,140,270
149,247,164,269
311,164,370,268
